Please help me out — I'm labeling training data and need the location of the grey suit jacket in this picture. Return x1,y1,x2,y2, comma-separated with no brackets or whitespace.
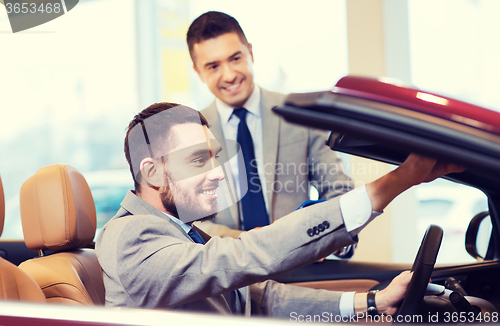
96,191,355,317
195,88,353,238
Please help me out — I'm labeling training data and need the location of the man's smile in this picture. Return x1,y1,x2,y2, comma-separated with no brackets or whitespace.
200,184,219,200
221,79,243,93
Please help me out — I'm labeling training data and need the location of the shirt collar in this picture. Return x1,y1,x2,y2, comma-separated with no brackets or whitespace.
128,190,192,234
163,212,192,234
216,84,261,123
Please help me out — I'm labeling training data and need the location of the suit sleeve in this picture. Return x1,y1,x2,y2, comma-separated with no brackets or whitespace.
307,128,354,200
249,280,342,318
111,197,355,310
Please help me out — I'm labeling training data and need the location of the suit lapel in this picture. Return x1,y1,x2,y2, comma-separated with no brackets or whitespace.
120,191,192,241
202,102,240,228
260,89,281,222
121,191,242,313
202,102,225,149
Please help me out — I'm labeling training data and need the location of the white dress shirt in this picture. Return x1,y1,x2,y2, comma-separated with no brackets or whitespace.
338,184,381,316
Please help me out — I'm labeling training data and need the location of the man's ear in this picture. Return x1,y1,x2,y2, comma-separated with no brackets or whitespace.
140,157,165,187
248,43,254,63
193,63,206,84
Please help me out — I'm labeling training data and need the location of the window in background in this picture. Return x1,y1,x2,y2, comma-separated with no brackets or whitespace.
415,179,488,264
384,0,498,265
0,0,136,238
408,0,500,112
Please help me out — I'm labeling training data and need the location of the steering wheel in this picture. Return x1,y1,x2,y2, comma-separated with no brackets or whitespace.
394,224,443,321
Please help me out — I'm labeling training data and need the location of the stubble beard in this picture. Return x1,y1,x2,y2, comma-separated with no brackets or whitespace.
160,180,218,223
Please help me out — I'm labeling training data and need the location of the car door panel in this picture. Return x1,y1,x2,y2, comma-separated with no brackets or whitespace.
274,259,411,284
290,279,380,292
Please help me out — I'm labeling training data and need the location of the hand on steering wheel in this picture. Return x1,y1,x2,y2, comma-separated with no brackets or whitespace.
394,225,443,322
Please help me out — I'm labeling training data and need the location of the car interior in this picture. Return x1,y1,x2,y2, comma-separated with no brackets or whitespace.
16,164,105,305
0,175,46,303
1,160,499,323
0,81,500,321
1,142,500,322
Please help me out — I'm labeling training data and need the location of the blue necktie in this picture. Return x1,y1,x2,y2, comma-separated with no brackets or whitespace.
232,108,269,230
188,228,206,244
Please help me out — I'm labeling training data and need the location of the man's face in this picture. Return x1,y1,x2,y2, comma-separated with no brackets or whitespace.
160,123,225,223
192,32,255,108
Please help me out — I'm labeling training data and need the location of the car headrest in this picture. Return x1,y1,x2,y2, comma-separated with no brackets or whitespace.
20,164,96,252
0,175,4,237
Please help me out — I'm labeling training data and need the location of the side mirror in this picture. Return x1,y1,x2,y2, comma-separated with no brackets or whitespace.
465,211,492,261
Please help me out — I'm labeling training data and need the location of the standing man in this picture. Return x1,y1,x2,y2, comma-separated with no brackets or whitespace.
187,11,353,238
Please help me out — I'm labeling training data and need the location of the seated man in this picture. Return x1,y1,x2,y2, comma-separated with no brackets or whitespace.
96,102,464,318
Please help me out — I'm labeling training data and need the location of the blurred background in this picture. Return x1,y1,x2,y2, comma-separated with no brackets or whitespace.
1,0,498,265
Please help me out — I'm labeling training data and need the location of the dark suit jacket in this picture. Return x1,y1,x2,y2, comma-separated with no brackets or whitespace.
96,191,355,317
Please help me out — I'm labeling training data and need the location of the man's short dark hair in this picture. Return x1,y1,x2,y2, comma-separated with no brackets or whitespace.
186,11,249,63
124,102,209,192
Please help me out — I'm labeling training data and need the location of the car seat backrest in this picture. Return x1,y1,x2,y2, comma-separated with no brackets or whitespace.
18,164,105,305
20,164,96,251
0,174,46,302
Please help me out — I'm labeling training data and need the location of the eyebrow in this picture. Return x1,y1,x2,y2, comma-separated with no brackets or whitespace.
204,61,219,69
203,51,242,69
228,51,242,60
187,146,223,158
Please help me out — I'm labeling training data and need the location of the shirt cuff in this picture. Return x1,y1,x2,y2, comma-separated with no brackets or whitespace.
339,291,356,317
339,184,382,236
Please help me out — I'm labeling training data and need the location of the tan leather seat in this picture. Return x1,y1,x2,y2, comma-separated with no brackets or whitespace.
18,164,105,305
0,175,46,302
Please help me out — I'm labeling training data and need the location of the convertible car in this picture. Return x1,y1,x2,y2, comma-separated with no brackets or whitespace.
273,76,500,322
0,76,499,324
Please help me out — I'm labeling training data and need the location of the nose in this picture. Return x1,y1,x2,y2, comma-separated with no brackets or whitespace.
221,63,237,83
207,159,225,181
